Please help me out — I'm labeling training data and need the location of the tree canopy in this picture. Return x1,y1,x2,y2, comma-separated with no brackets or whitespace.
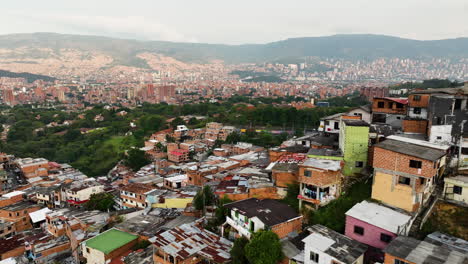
85,192,115,212
245,231,283,264
231,237,250,264
124,148,151,171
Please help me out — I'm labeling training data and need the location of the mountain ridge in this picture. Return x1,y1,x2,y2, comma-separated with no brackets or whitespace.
0,32,466,76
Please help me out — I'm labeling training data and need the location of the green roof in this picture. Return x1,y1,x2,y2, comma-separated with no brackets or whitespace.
85,229,138,254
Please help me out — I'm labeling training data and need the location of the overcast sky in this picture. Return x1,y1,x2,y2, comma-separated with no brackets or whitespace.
1,0,467,44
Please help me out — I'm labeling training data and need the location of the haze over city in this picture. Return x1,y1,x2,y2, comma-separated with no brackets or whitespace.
1,0,467,44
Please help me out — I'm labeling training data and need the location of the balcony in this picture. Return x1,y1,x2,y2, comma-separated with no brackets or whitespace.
226,216,251,239
299,183,337,206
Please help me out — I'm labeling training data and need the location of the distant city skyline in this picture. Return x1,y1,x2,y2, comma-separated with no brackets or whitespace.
1,0,467,44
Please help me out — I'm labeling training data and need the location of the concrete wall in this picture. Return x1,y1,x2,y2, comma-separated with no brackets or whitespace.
444,178,468,204
348,108,371,123
67,185,104,202
371,171,420,213
340,123,369,176
82,245,105,264
408,107,428,119
345,215,397,250
429,125,452,145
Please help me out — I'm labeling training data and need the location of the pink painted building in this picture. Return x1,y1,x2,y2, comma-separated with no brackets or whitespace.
345,201,411,263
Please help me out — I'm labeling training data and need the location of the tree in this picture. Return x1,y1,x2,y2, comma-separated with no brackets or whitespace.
231,237,250,264
86,193,115,212
124,148,151,171
64,129,81,141
282,183,300,212
193,185,215,211
245,231,283,264
171,116,186,129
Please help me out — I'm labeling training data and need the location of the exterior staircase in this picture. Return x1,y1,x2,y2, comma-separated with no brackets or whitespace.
408,184,444,237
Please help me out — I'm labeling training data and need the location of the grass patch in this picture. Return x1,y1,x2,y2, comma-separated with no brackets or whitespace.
72,136,133,176
307,179,372,233
419,201,468,240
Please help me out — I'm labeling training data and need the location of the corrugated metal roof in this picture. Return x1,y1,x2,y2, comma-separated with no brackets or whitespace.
151,220,232,263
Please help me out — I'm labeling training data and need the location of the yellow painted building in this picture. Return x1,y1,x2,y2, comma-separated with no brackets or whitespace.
371,171,421,212
153,198,193,209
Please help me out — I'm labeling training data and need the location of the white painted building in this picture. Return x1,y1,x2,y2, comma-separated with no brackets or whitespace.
303,225,367,264
65,179,104,206
444,176,468,204
319,106,371,134
429,125,453,145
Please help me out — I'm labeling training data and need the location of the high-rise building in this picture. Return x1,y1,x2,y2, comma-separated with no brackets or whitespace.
3,89,16,106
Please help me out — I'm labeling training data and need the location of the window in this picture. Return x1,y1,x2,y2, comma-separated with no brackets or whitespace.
86,248,90,254
394,259,410,264
398,176,411,186
454,99,462,110
453,185,463,195
409,160,422,169
413,107,421,114
388,102,394,109
355,161,364,168
396,103,404,109
325,121,330,126
304,170,312,177
334,122,339,129
413,95,421,101
380,233,392,243
377,102,385,108
462,148,468,155
354,225,364,235
309,251,319,263
419,178,426,185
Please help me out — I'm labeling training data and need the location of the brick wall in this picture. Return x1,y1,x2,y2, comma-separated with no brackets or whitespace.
408,94,430,108
272,171,298,188
35,241,71,260
0,206,41,232
383,254,416,264
104,238,138,261
373,147,439,178
372,99,407,114
249,187,279,199
0,246,25,260
271,217,303,239
0,195,23,207
298,167,341,186
403,119,428,134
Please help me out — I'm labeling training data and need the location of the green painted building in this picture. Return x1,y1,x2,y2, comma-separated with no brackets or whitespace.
82,228,138,264
339,119,370,176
